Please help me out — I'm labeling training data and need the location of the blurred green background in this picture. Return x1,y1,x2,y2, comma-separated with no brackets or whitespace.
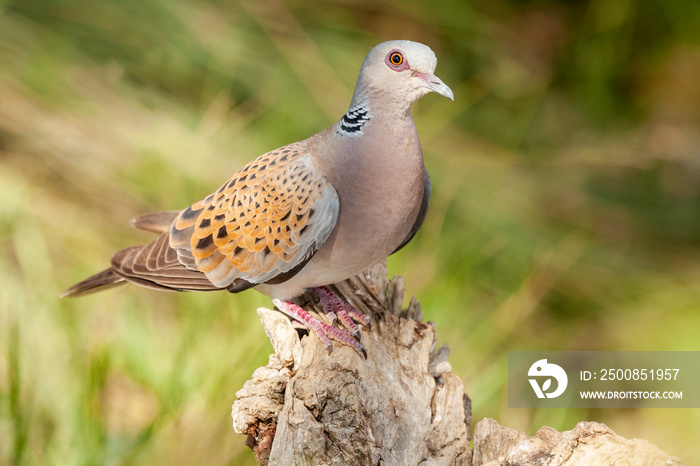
1,0,699,463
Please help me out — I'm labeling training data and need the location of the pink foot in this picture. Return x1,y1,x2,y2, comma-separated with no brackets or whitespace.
310,286,371,340
273,298,367,358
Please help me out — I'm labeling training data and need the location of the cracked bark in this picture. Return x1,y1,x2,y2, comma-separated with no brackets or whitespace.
232,262,471,465
231,262,682,465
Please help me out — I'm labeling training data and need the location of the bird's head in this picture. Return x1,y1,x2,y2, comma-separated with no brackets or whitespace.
353,40,454,108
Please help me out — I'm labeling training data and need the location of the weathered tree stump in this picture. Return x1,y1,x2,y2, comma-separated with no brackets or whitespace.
232,262,471,465
231,262,682,465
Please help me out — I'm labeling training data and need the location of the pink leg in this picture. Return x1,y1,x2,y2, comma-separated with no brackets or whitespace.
310,286,371,340
273,299,366,358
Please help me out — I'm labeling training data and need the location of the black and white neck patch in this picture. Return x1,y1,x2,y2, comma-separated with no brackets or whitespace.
338,101,371,137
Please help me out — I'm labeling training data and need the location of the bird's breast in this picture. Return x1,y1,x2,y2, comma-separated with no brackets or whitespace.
257,121,426,299
315,122,424,269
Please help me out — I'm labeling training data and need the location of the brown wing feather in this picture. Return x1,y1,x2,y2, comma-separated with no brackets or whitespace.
111,233,218,291
64,141,338,295
170,141,339,289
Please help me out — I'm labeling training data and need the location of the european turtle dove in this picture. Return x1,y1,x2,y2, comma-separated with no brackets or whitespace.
62,40,454,356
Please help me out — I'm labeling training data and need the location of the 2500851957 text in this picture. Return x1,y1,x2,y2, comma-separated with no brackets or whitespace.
583,369,680,381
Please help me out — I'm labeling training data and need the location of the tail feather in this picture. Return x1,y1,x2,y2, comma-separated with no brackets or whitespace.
129,211,180,235
60,268,126,298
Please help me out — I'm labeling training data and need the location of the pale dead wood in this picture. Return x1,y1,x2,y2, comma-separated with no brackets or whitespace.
231,262,682,466
472,418,682,465
232,262,471,465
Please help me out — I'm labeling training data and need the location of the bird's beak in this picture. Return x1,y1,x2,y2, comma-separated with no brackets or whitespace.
415,72,454,101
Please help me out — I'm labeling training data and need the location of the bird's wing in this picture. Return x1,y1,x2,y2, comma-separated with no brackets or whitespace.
111,232,219,291
62,211,210,296
169,141,339,290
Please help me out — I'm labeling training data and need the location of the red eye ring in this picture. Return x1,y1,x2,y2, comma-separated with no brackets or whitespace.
390,52,403,66
385,50,409,71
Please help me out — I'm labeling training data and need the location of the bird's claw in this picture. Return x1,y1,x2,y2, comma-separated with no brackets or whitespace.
311,286,370,332
273,298,367,358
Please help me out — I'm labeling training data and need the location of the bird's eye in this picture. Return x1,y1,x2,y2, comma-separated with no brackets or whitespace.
384,49,409,71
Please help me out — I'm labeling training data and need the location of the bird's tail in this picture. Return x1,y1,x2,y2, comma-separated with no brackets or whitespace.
60,268,126,298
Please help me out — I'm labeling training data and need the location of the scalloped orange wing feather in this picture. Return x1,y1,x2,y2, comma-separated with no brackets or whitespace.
169,141,339,289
